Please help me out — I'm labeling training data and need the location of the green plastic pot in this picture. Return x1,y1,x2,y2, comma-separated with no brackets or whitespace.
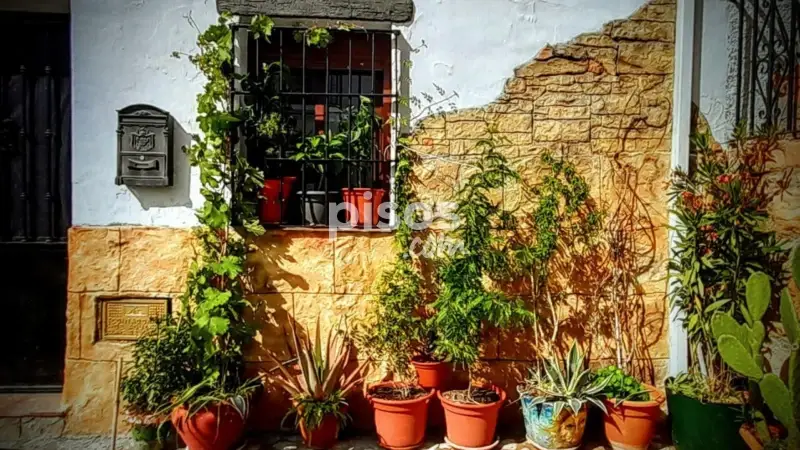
666,386,747,450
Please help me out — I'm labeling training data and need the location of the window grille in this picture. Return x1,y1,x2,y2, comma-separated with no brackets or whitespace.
230,24,399,228
730,0,800,136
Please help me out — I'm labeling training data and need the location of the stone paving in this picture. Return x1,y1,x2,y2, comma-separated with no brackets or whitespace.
0,432,676,450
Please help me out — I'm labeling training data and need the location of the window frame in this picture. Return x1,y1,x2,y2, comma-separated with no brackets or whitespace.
230,22,401,230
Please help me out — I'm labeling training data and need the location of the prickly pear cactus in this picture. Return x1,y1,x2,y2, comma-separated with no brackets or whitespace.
713,246,800,448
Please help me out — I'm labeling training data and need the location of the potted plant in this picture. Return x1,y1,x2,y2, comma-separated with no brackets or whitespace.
429,133,534,449
518,341,608,450
267,318,369,449
120,317,195,450
667,129,791,450
367,383,436,450
711,250,800,450
339,96,386,227
593,365,664,450
292,133,345,225
162,14,273,450
411,329,450,391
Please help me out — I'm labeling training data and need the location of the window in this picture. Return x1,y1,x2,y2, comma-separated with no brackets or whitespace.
232,26,398,228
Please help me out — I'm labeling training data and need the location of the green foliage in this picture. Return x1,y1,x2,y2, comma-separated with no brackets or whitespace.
511,151,599,349
711,250,800,448
521,341,609,416
357,133,429,378
593,365,649,404
123,14,276,417
666,371,743,405
429,133,534,367
120,318,202,419
668,126,790,371
290,97,380,187
294,27,333,48
250,15,274,40
268,318,369,430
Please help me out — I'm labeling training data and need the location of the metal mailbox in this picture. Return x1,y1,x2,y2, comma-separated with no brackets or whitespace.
116,104,173,187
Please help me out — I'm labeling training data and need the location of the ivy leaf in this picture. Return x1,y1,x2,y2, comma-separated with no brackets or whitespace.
208,317,230,336
244,220,266,236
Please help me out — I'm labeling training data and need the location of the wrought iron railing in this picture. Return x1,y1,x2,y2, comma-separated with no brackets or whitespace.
730,0,800,135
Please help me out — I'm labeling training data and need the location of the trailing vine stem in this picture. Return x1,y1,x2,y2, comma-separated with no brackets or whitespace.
171,13,275,409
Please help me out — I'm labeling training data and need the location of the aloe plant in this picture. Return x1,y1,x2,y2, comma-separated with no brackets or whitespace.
267,317,370,430
713,246,800,448
520,341,609,416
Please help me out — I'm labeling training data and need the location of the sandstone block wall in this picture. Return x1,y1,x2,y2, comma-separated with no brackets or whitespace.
60,0,691,436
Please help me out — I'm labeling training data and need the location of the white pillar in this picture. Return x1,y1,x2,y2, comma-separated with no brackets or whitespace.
668,0,700,377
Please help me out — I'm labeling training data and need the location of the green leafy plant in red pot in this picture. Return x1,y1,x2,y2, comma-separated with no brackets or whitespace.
267,317,369,450
428,132,533,449
155,14,277,450
339,96,386,227
593,366,665,450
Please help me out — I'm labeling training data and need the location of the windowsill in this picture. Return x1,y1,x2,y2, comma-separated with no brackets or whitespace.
0,393,65,418
264,225,396,233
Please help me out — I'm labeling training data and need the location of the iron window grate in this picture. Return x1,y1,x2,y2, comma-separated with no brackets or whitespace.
229,24,399,228
730,0,800,136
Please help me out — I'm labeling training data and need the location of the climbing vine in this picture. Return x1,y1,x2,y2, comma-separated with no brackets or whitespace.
513,151,601,357
429,129,534,368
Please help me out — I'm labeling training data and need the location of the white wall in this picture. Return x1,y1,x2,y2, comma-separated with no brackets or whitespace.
697,0,737,143
72,0,648,226
71,0,214,226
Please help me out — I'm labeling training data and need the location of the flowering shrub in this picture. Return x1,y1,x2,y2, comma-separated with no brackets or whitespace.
669,126,792,374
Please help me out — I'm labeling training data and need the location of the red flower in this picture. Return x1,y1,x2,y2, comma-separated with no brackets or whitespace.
717,174,732,184
709,232,719,241
682,191,694,202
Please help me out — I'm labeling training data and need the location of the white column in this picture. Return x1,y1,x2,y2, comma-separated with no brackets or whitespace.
668,0,700,377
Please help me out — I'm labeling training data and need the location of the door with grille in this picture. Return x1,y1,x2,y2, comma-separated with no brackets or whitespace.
0,12,71,391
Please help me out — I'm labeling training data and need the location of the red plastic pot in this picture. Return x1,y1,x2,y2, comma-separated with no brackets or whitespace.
299,414,340,450
171,403,245,450
342,188,385,227
260,177,296,223
438,386,506,449
411,360,451,390
368,383,435,450
603,385,665,450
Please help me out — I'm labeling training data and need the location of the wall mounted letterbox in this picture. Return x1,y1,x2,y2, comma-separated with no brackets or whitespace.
116,104,173,187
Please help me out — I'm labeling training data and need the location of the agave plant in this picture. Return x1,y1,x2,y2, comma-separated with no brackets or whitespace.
267,316,370,429
521,341,609,416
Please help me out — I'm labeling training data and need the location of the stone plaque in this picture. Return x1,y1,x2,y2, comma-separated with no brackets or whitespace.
98,298,170,341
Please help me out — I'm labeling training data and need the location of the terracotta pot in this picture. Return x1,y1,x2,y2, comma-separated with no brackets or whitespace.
342,188,385,227
438,387,506,449
411,360,451,390
520,395,587,450
170,403,245,450
602,384,665,450
299,414,340,450
368,383,435,450
259,177,296,223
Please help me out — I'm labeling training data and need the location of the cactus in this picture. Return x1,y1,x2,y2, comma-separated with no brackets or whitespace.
713,246,800,448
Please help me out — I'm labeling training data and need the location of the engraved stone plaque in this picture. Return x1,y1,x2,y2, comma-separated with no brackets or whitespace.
116,104,173,187
98,298,170,341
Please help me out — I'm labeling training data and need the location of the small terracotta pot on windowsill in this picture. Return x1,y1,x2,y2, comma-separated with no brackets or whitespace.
342,188,386,227
260,176,296,224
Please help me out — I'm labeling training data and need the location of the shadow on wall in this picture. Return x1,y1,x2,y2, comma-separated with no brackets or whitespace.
129,119,193,210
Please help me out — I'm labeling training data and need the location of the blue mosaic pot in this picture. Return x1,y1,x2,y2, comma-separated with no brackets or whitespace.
520,395,588,450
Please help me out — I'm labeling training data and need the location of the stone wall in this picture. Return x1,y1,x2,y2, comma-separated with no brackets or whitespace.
61,0,679,436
